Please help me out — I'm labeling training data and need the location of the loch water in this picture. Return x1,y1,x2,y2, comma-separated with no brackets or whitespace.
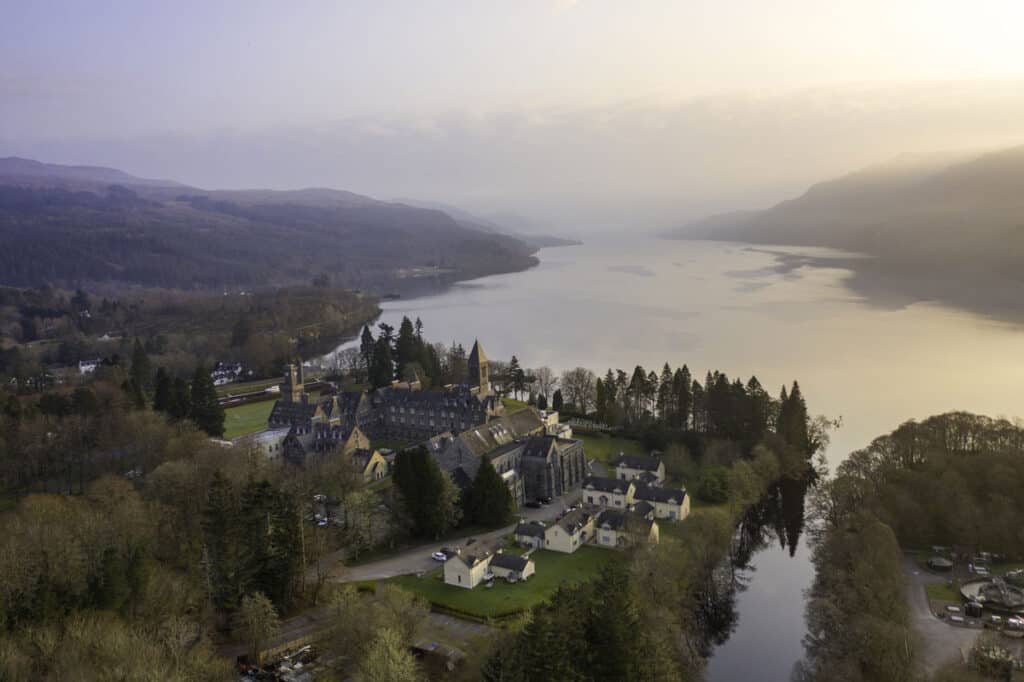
323,236,1024,680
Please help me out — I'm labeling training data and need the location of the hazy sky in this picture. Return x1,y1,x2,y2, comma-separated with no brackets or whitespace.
3,1,1024,229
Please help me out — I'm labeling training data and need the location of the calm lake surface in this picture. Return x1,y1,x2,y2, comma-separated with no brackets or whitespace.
327,237,1024,680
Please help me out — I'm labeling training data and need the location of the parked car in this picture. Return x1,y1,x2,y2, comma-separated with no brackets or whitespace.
441,547,456,558
525,500,543,509
431,551,448,562
538,496,553,505
317,519,328,528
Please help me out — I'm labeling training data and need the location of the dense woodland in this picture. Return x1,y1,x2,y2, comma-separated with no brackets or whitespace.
797,412,1024,682
0,305,827,679
0,283,379,386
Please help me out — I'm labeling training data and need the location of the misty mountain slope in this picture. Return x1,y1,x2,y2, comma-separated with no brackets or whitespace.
672,146,1024,280
0,158,539,291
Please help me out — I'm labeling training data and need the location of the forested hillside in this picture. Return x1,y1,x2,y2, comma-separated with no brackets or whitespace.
671,145,1024,285
0,157,540,291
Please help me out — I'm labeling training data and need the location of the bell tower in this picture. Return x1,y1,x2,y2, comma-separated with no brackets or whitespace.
468,339,490,396
280,362,305,403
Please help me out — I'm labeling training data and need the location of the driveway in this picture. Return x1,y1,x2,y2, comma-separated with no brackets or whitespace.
903,554,978,675
318,488,582,583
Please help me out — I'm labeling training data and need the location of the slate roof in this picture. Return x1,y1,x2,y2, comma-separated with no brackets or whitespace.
515,521,546,539
489,552,531,572
554,509,593,534
632,501,655,518
582,476,634,494
269,400,318,425
613,454,663,472
455,552,489,568
596,509,653,532
634,486,687,504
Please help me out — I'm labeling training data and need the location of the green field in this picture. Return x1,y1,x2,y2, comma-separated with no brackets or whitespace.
577,432,646,464
223,399,276,439
388,547,622,618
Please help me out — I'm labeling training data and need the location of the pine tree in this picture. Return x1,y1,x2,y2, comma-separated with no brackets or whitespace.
369,336,394,388
509,355,525,399
359,325,375,378
152,367,172,413
656,363,673,422
190,364,225,437
395,316,418,380
552,389,564,412
537,393,548,410
169,377,191,420
467,456,514,527
393,447,461,538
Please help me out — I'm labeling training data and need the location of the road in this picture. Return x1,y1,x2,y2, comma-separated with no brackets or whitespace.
315,488,583,583
903,554,978,675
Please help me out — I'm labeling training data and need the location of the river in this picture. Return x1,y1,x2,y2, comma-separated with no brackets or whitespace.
322,236,1024,679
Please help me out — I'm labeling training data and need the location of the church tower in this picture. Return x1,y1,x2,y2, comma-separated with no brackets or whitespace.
280,361,306,404
468,339,490,396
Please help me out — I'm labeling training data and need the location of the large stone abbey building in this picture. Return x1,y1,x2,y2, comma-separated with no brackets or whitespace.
268,340,503,465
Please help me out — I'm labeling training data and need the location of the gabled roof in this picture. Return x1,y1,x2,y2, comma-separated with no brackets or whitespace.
582,476,634,494
453,551,490,568
490,552,531,572
632,501,655,518
351,448,380,470
514,521,546,538
634,486,687,505
613,454,663,472
553,508,592,534
596,509,654,532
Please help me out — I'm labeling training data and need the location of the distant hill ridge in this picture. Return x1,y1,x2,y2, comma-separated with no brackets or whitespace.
0,157,541,291
670,144,1024,281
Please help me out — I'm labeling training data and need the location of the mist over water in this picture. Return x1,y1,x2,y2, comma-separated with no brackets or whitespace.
324,236,1024,679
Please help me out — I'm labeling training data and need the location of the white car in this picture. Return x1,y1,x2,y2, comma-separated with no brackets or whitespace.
431,551,448,562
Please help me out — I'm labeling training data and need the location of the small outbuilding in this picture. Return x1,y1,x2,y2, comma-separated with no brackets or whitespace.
489,552,535,582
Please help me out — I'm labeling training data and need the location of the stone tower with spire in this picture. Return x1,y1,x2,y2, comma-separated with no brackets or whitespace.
280,359,307,404
468,340,490,396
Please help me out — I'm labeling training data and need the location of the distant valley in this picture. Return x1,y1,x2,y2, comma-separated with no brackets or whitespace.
0,157,576,293
669,145,1024,320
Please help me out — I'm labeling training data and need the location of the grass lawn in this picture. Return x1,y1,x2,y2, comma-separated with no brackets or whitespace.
925,582,961,605
389,546,622,618
502,397,529,413
223,390,322,439
223,399,275,439
577,432,646,464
